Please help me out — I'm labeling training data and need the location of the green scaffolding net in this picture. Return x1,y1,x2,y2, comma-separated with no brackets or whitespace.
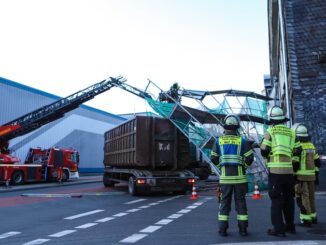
145,95,269,191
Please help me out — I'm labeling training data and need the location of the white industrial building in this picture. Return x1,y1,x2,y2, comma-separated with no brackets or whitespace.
0,77,126,173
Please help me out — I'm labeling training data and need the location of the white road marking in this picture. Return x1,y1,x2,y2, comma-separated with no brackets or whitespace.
75,223,98,229
168,213,184,219
119,234,148,243
113,212,128,217
127,209,141,213
49,230,76,237
0,231,21,239
64,209,104,220
155,219,173,225
148,203,159,206
139,225,162,233
212,241,321,245
138,205,150,209
22,239,50,245
124,199,146,205
119,197,208,243
96,217,115,223
193,202,204,206
186,205,198,209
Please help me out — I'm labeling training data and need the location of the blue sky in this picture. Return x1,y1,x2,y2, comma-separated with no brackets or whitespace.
0,0,269,115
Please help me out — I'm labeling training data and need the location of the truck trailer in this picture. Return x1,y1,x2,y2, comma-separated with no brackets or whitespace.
103,116,196,195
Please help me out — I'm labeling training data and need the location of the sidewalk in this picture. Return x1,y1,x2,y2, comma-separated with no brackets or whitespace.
0,174,102,193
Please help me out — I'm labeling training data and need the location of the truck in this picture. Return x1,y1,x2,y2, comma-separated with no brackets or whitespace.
0,146,79,185
102,116,196,196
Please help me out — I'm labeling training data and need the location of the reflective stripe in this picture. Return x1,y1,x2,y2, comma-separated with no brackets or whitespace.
262,139,272,147
244,149,253,157
218,214,229,221
300,213,312,221
296,169,315,176
237,214,248,221
211,151,218,157
220,177,248,184
267,162,292,168
292,156,300,162
311,212,317,218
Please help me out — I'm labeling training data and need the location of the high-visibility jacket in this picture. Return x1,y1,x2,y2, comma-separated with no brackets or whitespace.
293,141,319,181
211,134,253,184
261,124,298,174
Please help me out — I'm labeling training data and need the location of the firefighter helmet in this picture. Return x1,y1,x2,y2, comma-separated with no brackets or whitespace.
292,123,308,137
268,106,285,121
223,114,240,130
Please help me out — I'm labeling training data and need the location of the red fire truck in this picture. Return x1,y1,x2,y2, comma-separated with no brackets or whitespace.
0,146,79,185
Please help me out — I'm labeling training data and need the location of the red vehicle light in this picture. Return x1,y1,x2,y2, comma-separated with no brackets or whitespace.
136,179,146,185
187,178,196,184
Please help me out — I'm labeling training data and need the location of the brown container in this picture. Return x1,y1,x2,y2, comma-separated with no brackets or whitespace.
104,116,190,169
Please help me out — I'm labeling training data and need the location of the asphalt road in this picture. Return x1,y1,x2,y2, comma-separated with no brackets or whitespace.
1,180,326,245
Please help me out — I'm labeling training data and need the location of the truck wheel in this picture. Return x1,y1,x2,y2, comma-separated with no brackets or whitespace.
103,173,115,187
128,176,138,196
11,171,24,185
62,169,69,182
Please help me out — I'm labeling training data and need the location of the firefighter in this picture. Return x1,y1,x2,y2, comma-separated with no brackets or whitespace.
211,114,254,237
292,124,320,226
260,106,301,237
53,148,64,183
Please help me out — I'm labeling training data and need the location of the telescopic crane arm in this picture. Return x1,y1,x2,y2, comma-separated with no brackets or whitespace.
0,76,151,148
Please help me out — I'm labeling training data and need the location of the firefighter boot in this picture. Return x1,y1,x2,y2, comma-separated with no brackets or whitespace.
218,229,227,237
218,222,228,237
238,223,248,236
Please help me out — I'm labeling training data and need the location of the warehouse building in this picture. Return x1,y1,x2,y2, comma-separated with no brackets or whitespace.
0,77,126,173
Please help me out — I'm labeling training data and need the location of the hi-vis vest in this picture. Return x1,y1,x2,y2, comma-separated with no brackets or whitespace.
214,135,252,184
265,125,296,169
295,142,319,176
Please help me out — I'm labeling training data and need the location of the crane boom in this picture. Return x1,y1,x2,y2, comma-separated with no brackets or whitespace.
0,76,151,144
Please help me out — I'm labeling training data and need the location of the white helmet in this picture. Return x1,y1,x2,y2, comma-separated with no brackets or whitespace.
268,106,285,121
223,114,240,130
292,123,308,137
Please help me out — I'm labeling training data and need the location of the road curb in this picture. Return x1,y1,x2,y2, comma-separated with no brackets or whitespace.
0,178,102,193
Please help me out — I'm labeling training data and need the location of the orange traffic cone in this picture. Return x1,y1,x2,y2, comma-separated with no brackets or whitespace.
190,183,198,200
252,182,262,199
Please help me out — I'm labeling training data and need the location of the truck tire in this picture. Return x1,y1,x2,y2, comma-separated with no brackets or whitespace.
103,173,115,187
62,169,70,182
11,171,24,185
128,176,138,196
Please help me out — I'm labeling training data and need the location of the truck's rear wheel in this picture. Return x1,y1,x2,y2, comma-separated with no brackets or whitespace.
128,176,138,196
11,171,24,185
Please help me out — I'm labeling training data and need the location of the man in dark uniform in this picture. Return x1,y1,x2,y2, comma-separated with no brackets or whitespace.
211,114,254,237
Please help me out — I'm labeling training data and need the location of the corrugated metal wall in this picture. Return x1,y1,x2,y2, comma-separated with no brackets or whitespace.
0,77,126,172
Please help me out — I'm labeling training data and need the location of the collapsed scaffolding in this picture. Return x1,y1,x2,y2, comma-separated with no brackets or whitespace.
142,80,271,191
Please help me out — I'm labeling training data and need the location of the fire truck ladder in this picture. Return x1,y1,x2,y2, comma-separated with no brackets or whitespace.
143,80,221,176
0,76,150,143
